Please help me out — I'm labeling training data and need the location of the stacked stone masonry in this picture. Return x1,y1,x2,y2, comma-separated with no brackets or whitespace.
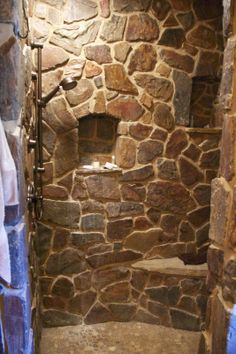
30,0,223,328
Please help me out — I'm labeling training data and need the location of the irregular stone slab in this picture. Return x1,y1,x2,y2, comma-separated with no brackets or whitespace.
135,74,173,101
173,70,192,126
129,123,152,140
71,232,105,248
64,0,98,23
179,156,204,187
94,91,106,113
147,181,194,214
101,282,130,303
100,15,126,42
53,228,69,251
128,44,157,74
153,102,175,131
179,221,195,242
65,58,85,79
187,25,216,50
93,267,130,290
99,0,110,17
145,207,161,223
32,18,51,42
195,51,220,77
43,184,68,200
151,0,171,20
66,79,94,106
43,200,80,227
85,44,112,64
138,140,163,164
85,175,120,200
85,61,102,78
114,42,131,63
193,0,223,20
164,14,179,27
124,229,164,253
81,214,105,232
45,249,87,275
170,308,200,331
41,45,69,71
187,206,210,228
200,149,220,169
183,144,201,162
193,184,211,206
126,14,159,41
106,202,144,217
159,28,185,49
177,12,194,31
209,178,232,246
165,129,188,159
68,291,97,315
81,200,104,214
50,21,100,55
159,49,194,73
220,114,234,181
52,277,74,298
43,310,82,328
157,159,179,181
107,96,144,121
115,137,136,168
85,302,113,324
107,219,133,240
121,165,154,182
113,0,151,12
74,271,92,291
105,64,138,94
87,250,141,268
151,128,168,141
121,184,146,202
108,303,137,321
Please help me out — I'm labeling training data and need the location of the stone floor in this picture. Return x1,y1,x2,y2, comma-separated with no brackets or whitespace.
40,322,201,354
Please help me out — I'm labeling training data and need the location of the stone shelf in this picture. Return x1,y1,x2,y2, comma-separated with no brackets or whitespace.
132,257,208,278
185,127,222,134
76,167,122,175
0,23,16,55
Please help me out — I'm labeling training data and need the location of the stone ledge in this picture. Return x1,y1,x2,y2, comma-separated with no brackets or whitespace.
184,127,222,135
132,258,208,278
76,167,122,175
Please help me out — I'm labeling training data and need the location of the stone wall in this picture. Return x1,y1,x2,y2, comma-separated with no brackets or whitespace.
30,0,224,327
203,1,236,354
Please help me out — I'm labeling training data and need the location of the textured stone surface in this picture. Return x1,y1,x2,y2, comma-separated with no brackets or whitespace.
135,74,173,101
121,165,154,182
100,0,110,17
71,233,105,249
128,44,157,74
138,140,163,164
114,42,131,63
153,103,175,131
173,70,192,126
126,14,159,41
160,49,194,73
105,64,138,95
81,214,105,232
46,249,87,275
187,25,217,50
115,137,136,169
129,123,152,140
166,129,188,158
113,0,151,12
64,0,98,23
124,229,164,253
54,129,78,177
157,159,178,181
100,15,126,42
85,45,112,64
43,200,80,227
179,157,204,187
85,62,102,78
107,96,144,121
151,0,171,20
107,219,133,240
41,45,69,71
159,28,185,49
106,202,144,218
85,175,120,200
121,184,146,202
66,79,94,106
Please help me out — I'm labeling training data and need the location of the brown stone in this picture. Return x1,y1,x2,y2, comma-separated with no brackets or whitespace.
81,200,104,214
66,79,94,106
151,0,171,20
42,69,64,100
147,208,161,224
43,185,68,200
187,25,217,50
94,91,106,113
135,217,152,230
64,58,85,79
69,291,97,316
50,21,101,56
114,42,131,63
58,173,73,193
106,202,144,218
87,250,141,268
169,0,191,11
85,61,102,78
159,28,185,49
43,310,82,327
42,163,53,185
94,76,103,88
54,129,78,177
42,45,69,70
129,123,152,140
85,302,113,324
157,159,178,181
138,140,163,164
42,121,57,155
193,184,211,206
140,93,153,109
128,44,157,75
151,128,168,142
209,178,232,245
134,309,160,325
177,12,194,31
85,175,120,201
92,267,130,290
183,144,201,162
107,219,133,240
115,137,136,168
101,282,130,303
156,62,171,77
113,0,151,12
196,223,210,247
107,96,144,121
193,0,223,20
159,49,194,73
179,156,204,187
200,149,220,169
179,221,195,242
45,248,87,275
52,277,74,298
164,14,179,27
126,14,159,41
53,228,69,251
219,37,235,109
99,0,110,17
72,180,88,200
135,74,173,101
147,181,194,214
121,184,146,202
121,165,154,182
71,232,105,248
171,308,200,331
108,303,137,321
196,51,220,77
87,243,113,256
43,200,80,227
64,0,98,23
161,215,181,234
153,103,174,131
166,129,188,159
81,214,105,232
104,64,138,95
173,70,192,126
124,229,164,253
100,15,126,42
74,271,92,291
85,44,112,64
187,206,210,228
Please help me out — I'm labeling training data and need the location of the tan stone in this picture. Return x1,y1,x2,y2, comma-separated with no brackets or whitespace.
128,44,157,75
43,185,68,200
115,137,136,169
85,44,112,64
64,0,98,23
135,74,173,101
114,42,131,63
124,229,164,253
107,96,144,121
105,64,138,95
85,62,102,78
159,49,194,73
140,93,153,109
99,0,110,17
156,62,171,77
126,14,159,41
85,175,120,201
65,58,85,79
66,79,94,107
41,45,69,71
153,102,174,131
100,15,126,42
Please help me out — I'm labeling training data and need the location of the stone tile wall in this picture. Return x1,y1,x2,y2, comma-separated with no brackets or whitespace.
30,0,224,328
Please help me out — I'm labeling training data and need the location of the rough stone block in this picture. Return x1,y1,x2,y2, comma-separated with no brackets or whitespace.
173,70,191,126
